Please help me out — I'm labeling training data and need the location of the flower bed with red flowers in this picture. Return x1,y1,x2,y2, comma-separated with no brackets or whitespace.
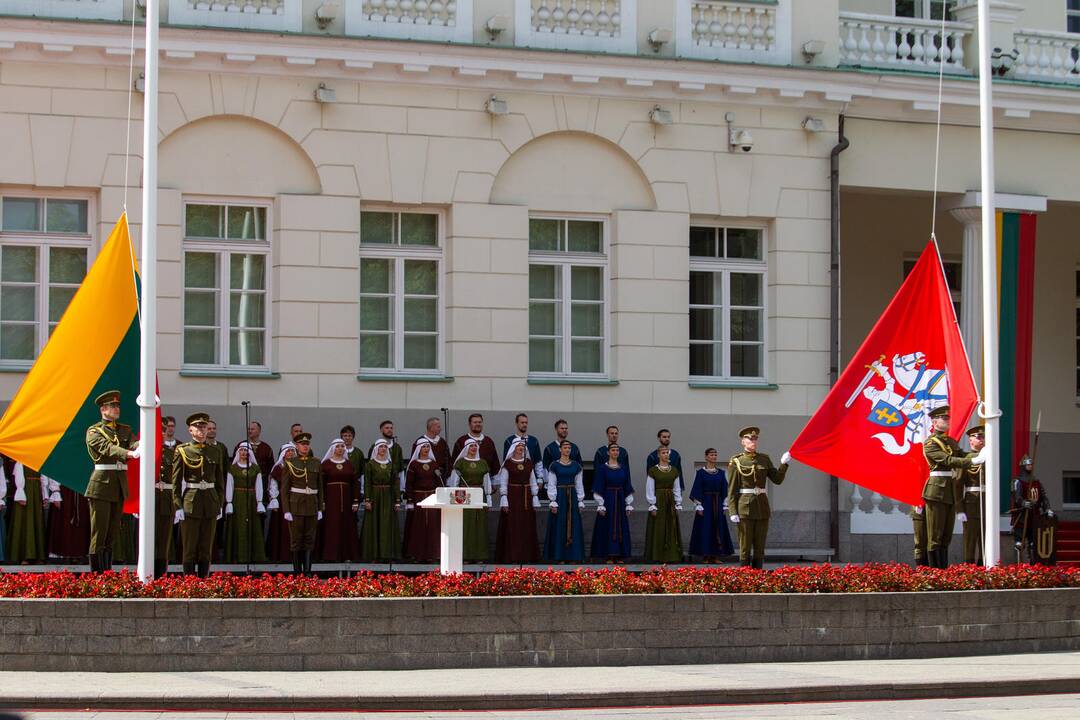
1,563,1078,599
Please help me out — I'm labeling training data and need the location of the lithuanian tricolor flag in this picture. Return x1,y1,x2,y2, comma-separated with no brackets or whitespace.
0,215,143,512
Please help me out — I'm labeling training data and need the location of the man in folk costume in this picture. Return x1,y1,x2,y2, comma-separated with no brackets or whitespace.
961,425,987,565
646,429,684,488
171,412,225,577
402,439,443,562
154,416,178,575
265,441,296,562
449,439,493,562
235,421,275,484
361,439,401,561
452,413,501,485
503,413,545,496
223,441,267,564
542,419,582,503
593,425,630,487
282,432,323,575
495,438,541,563
8,462,57,564
413,416,451,480
921,406,984,569
339,425,365,482
319,438,361,562
726,426,789,570
367,420,405,503
85,390,138,573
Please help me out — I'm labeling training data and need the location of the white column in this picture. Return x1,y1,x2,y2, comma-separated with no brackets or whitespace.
949,206,983,391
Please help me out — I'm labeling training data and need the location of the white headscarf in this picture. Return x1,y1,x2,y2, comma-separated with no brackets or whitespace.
371,438,391,465
408,439,434,472
272,442,297,473
503,438,529,470
321,438,348,464
234,441,255,469
453,438,480,466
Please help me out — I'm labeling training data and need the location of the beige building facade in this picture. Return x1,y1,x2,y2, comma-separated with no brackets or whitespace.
0,0,1077,561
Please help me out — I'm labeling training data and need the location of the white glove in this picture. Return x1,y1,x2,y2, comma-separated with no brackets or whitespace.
216,510,222,520
174,509,185,523
256,502,266,514
268,498,279,510
532,496,540,509
730,515,740,524
131,445,142,460
578,501,585,510
626,505,633,513
284,512,294,522
781,451,792,465
1048,510,1056,518
970,449,987,466
957,512,968,522
133,513,139,520
225,502,234,515
317,511,323,521
914,505,924,515
675,504,683,511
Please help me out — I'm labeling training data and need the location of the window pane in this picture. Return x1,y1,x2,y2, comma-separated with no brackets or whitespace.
2,246,37,282
0,324,35,360
185,204,223,239
184,291,217,327
529,338,559,373
731,308,761,342
48,286,78,323
360,212,395,245
731,344,762,378
49,247,87,284
689,308,715,341
229,292,265,328
570,302,602,337
1,286,35,321
45,200,88,234
229,329,265,366
570,339,603,374
404,259,437,295
942,261,961,292
360,333,392,369
403,334,437,369
689,227,716,258
184,252,218,289
2,198,41,232
360,296,392,331
567,221,602,253
183,328,217,365
529,302,558,336
529,219,561,252
529,264,558,300
360,258,392,294
726,228,762,260
689,343,716,377
570,266,602,301
229,253,266,291
689,271,715,305
730,272,762,306
400,213,438,246
894,0,917,17
226,206,266,241
403,297,437,332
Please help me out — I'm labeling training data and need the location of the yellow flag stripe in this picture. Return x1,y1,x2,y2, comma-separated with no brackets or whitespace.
0,215,139,469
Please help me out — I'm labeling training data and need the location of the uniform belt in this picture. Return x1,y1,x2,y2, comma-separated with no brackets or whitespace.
739,488,767,495
94,463,126,471
154,482,170,491
290,487,319,495
964,486,983,493
929,471,953,477
188,481,215,490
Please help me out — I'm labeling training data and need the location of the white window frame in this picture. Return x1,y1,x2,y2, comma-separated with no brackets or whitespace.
358,206,445,377
0,191,94,370
527,214,610,381
181,197,273,374
688,222,769,384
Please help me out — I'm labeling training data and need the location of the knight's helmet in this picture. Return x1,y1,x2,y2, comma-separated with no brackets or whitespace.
1019,455,1034,470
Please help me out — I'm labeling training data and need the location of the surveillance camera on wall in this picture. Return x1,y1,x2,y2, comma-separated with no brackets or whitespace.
729,128,754,153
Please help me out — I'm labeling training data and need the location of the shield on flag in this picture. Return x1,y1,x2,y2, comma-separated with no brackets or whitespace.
868,400,905,428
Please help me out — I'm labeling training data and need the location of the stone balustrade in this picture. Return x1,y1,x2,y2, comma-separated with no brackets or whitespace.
676,0,790,64
1013,29,1080,83
839,12,971,74
515,0,636,53
169,1,302,32
0,0,122,21
346,0,472,42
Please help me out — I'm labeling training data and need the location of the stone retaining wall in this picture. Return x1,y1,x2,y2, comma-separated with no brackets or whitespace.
2,588,1078,671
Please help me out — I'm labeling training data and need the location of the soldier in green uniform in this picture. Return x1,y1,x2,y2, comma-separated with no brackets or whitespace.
281,432,323,575
960,425,986,565
910,503,928,567
171,412,225,577
85,390,137,573
726,426,789,570
921,406,985,569
154,416,177,577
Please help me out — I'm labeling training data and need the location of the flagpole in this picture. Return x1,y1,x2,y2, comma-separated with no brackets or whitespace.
976,0,1002,568
137,0,160,582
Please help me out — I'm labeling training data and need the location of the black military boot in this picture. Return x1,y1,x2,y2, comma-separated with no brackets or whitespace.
153,559,167,578
740,558,752,568
914,554,929,568
102,550,113,571
292,552,302,575
88,553,100,573
303,551,313,576
197,561,210,578
752,558,764,570
183,562,196,575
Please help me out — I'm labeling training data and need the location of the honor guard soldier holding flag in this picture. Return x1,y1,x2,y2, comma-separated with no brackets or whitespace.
726,426,789,569
961,425,987,565
171,412,225,577
921,406,985,569
85,390,138,573
282,432,323,575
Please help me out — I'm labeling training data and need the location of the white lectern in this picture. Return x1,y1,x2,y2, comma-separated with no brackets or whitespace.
418,486,488,574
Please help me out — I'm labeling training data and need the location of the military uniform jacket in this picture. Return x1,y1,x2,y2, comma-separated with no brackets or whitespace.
156,440,177,517
171,442,225,518
961,451,985,518
85,420,134,502
726,452,787,520
921,432,969,505
280,454,324,517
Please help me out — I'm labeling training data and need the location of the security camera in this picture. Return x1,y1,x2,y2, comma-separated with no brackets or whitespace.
729,128,754,153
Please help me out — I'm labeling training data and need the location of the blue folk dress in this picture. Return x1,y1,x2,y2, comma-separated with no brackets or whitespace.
543,460,585,562
590,462,634,560
688,467,735,558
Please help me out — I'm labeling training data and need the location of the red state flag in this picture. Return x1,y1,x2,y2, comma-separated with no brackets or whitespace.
123,387,162,514
790,241,978,506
